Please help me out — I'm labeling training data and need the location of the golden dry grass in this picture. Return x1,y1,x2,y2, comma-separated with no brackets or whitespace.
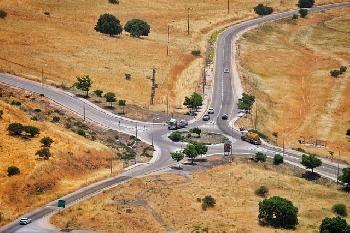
0,0,345,112
51,160,350,232
238,8,350,162
0,99,123,226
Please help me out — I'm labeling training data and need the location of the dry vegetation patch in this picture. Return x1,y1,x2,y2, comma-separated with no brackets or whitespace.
237,8,350,162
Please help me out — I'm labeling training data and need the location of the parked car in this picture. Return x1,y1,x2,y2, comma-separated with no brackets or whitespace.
19,217,32,225
221,114,228,120
208,108,214,114
189,111,197,116
178,120,188,128
224,68,230,73
202,114,210,121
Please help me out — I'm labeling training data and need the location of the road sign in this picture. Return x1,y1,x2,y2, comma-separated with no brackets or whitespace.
58,200,66,208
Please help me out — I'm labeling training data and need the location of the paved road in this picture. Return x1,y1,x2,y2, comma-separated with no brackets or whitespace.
1,2,350,232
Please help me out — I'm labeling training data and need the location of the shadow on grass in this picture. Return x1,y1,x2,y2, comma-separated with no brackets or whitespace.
302,171,321,181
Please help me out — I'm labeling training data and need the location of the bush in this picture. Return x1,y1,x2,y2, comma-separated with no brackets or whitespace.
347,129,350,136
52,116,60,123
0,9,7,19
201,195,216,210
292,14,299,20
8,123,24,135
255,152,266,162
168,131,183,142
259,196,298,229
332,204,348,217
7,166,20,176
40,137,54,147
254,4,273,16
23,125,40,137
255,185,269,197
124,19,150,38
330,69,341,78
108,0,119,4
125,73,132,80
273,154,284,165
34,108,42,112
30,116,38,121
36,147,51,160
338,167,350,188
319,216,349,233
299,8,308,18
10,100,21,106
340,66,347,74
0,109,3,119
77,129,86,137
190,127,202,137
298,0,315,8
191,50,201,56
95,14,123,37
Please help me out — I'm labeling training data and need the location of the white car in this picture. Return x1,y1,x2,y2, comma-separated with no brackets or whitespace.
224,68,230,73
208,108,214,114
19,217,32,225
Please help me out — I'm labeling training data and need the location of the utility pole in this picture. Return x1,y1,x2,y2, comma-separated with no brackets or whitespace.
255,102,258,130
167,24,170,56
83,102,86,121
41,64,47,95
110,157,113,175
202,68,206,96
135,122,138,139
227,0,230,14
282,135,285,156
150,68,157,105
337,150,340,183
166,95,169,115
187,8,191,35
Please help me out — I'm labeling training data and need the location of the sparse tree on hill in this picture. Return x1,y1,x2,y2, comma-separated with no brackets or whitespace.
108,0,119,4
94,89,103,101
299,8,308,18
347,129,350,136
118,99,126,114
338,167,350,189
298,0,315,8
23,126,40,137
40,137,54,147
95,14,123,37
340,66,347,74
190,127,202,137
332,204,348,217
171,151,184,168
254,4,273,16
319,216,349,233
0,109,3,119
183,143,198,164
104,92,117,107
301,154,322,173
73,75,93,98
36,147,51,160
124,19,150,38
0,9,7,19
238,93,255,113
7,166,20,176
8,123,24,136
201,195,216,210
183,92,203,111
330,69,341,78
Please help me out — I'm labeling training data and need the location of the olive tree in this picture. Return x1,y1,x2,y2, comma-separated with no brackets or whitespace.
95,14,123,37
124,19,150,38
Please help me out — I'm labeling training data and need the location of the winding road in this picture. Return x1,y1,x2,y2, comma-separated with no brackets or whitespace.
1,2,350,232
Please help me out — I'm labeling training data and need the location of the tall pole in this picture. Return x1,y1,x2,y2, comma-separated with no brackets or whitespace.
167,24,170,56
166,95,169,115
135,122,138,139
41,67,44,94
337,150,340,183
202,68,206,96
187,8,190,35
83,102,86,121
150,68,156,105
152,119,154,147
110,157,113,175
282,135,285,156
227,0,230,14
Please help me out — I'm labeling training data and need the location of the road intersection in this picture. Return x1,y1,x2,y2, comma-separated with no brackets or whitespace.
0,2,350,232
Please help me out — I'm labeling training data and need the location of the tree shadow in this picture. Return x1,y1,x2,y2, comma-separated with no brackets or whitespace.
302,171,321,181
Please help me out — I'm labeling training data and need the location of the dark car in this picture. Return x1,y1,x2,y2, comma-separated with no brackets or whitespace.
221,114,228,120
202,114,210,121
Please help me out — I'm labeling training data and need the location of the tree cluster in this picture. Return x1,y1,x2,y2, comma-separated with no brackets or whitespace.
8,123,40,138
183,92,203,112
330,66,347,78
254,4,273,16
95,14,150,38
319,216,350,233
298,0,315,8
238,93,255,113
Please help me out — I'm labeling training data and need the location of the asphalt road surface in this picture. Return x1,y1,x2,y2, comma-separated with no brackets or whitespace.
1,2,350,232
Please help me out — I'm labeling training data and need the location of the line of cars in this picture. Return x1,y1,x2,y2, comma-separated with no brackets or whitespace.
202,108,228,121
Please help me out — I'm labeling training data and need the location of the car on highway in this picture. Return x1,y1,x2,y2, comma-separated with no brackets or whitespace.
202,114,210,121
221,114,228,120
224,68,230,73
208,108,214,114
19,217,32,225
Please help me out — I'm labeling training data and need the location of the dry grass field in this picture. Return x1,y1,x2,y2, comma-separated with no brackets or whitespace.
51,159,350,232
238,8,350,162
0,0,345,112
0,94,124,226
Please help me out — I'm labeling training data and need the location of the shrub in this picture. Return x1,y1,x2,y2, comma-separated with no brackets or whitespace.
23,125,40,137
52,116,60,123
108,0,119,4
0,109,3,119
168,131,183,142
10,100,21,106
255,185,269,197
319,216,348,233
124,19,150,38
191,50,201,56
77,129,86,137
36,147,51,160
201,195,216,210
299,8,308,18
298,0,315,8
0,9,7,19
259,196,298,229
7,166,20,176
340,66,347,74
190,127,202,137
338,167,350,188
8,123,24,135
292,14,299,20
255,152,266,162
254,4,273,16
95,14,123,37
40,137,54,147
125,73,132,80
273,154,284,165
34,108,42,112
93,89,103,98
332,204,348,217
30,116,38,121
330,69,341,78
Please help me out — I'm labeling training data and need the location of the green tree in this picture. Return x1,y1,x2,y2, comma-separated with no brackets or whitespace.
259,196,298,229
40,137,54,147
168,131,183,142
273,154,284,165
301,154,322,173
36,147,51,160
238,93,255,113
298,0,315,8
73,75,93,97
23,125,40,137
8,123,23,135
104,92,117,107
201,195,216,210
254,4,273,15
338,167,350,188
193,142,208,158
319,216,349,233
171,151,184,168
94,14,123,37
183,93,203,111
183,143,198,164
118,99,126,114
124,19,150,38
346,129,350,136
7,166,20,176
190,127,202,137
299,8,308,18
94,89,103,101
332,204,348,217
255,152,266,162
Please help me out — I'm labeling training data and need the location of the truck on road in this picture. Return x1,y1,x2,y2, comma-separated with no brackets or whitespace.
241,132,261,145
167,118,188,130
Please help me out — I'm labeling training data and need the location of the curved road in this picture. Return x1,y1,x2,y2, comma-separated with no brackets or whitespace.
1,2,350,232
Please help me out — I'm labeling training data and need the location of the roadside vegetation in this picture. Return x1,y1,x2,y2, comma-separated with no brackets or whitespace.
168,129,227,145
